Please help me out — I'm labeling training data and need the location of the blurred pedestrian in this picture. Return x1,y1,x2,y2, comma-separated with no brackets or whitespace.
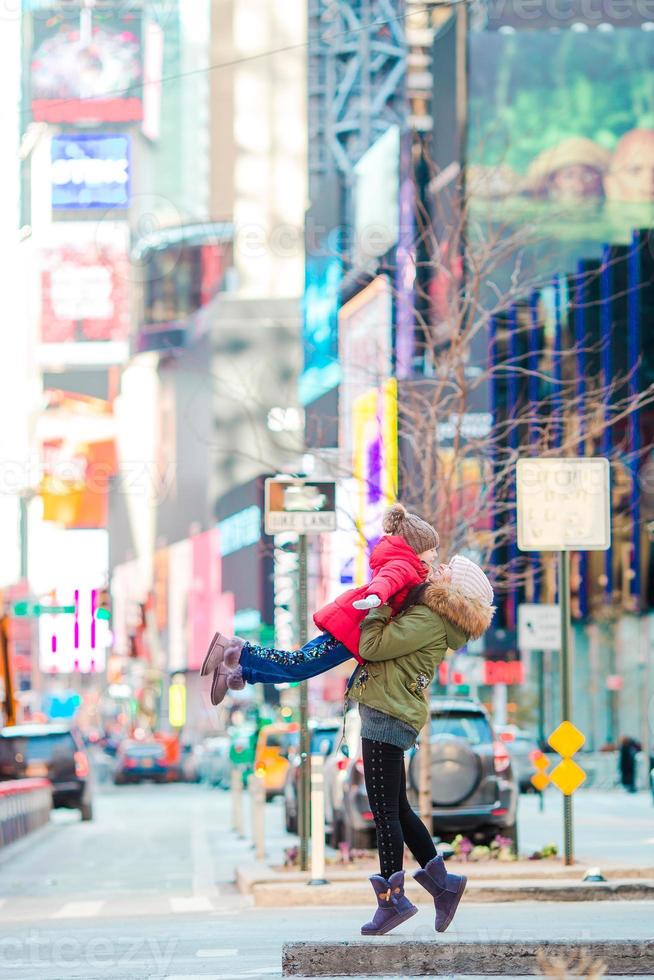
618,735,641,793
348,557,494,935
201,503,439,705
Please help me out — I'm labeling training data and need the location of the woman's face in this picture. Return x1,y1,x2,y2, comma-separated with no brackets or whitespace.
431,563,452,584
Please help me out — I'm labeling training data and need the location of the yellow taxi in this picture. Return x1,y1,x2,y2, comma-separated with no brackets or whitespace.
254,722,299,799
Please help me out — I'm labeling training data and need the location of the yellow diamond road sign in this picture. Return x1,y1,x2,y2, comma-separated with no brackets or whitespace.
533,753,549,771
531,772,550,792
548,721,586,757
550,758,587,795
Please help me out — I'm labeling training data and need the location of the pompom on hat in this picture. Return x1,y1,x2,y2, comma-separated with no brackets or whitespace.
382,503,439,555
448,555,494,606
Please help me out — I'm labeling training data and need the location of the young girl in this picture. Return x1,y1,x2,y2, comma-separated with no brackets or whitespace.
201,503,439,705
348,555,495,936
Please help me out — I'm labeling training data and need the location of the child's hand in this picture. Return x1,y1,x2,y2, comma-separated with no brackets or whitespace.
353,594,382,610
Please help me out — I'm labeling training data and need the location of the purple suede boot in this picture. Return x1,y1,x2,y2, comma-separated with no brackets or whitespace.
360,871,418,936
414,855,467,933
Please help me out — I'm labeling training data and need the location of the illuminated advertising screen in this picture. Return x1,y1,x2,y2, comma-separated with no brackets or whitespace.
29,7,142,123
352,380,398,584
300,254,342,405
339,276,393,453
354,125,399,264
32,528,109,675
468,28,654,287
40,223,130,346
51,134,130,209
39,390,117,530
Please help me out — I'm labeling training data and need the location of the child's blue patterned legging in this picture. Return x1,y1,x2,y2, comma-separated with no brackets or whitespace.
239,632,352,685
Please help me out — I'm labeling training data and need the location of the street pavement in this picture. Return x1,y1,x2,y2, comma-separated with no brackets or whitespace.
516,787,654,864
0,782,652,980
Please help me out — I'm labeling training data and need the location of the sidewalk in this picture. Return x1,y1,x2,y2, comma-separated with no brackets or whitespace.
238,792,654,907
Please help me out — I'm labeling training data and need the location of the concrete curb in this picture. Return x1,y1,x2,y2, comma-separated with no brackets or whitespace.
245,876,654,907
282,939,654,976
236,862,654,893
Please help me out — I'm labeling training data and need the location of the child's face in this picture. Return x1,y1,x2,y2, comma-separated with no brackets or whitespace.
418,548,439,579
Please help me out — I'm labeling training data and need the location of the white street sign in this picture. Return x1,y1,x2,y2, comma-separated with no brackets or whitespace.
265,477,337,535
516,457,611,552
518,603,561,651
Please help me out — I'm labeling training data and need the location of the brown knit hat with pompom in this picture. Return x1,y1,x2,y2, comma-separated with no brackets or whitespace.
382,503,439,555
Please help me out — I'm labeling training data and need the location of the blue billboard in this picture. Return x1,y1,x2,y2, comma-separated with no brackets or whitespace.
300,254,342,405
51,134,130,210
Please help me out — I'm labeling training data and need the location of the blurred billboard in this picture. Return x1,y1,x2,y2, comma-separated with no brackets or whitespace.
301,176,342,406
468,27,654,287
354,125,400,265
28,526,110,675
38,390,117,530
51,133,130,210
28,6,143,124
338,276,393,454
39,223,130,353
300,254,342,406
352,380,398,585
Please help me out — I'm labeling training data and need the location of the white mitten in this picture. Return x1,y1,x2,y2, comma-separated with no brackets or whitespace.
352,594,382,610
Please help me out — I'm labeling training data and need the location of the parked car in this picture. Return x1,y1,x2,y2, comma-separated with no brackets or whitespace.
326,697,520,852
408,697,519,848
198,736,231,788
113,737,174,784
283,719,341,833
323,708,376,849
497,726,543,793
0,723,93,820
254,722,299,800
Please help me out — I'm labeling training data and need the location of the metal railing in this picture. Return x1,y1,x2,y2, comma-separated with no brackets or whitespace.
0,778,52,849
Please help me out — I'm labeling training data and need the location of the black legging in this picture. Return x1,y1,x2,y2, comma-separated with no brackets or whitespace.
362,737,437,879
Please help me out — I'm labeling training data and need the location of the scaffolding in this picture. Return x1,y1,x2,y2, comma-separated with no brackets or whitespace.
308,0,409,187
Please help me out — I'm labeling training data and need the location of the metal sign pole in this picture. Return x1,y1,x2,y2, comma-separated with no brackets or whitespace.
559,550,574,865
297,534,311,872
537,650,545,813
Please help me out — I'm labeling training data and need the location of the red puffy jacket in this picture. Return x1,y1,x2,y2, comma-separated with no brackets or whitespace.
313,535,429,661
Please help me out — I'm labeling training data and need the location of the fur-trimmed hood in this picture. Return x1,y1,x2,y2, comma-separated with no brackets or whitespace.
419,582,495,643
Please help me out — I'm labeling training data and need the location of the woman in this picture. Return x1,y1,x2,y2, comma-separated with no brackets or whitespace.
201,504,439,704
347,555,495,936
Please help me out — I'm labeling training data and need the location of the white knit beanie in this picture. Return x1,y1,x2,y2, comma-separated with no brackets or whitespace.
448,555,494,605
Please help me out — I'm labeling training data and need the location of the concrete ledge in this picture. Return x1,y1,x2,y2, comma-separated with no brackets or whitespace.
236,862,654,895
247,877,654,907
282,939,654,976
